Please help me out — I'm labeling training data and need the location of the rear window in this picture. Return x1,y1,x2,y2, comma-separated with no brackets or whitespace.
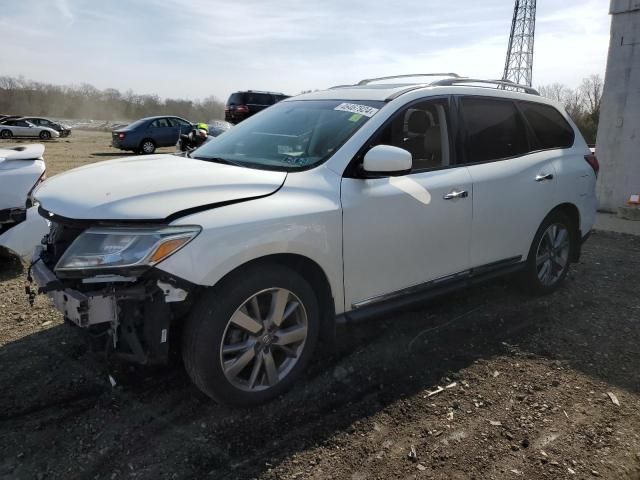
519,102,574,150
124,118,148,130
227,93,244,105
245,93,273,105
227,92,277,106
460,97,529,163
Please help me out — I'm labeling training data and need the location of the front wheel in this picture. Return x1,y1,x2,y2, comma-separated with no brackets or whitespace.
182,264,320,406
520,212,575,295
39,130,51,140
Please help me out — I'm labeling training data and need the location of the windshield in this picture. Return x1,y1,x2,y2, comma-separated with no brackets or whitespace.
192,99,384,170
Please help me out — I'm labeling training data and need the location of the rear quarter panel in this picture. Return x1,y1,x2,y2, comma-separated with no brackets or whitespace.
0,159,45,210
551,115,597,237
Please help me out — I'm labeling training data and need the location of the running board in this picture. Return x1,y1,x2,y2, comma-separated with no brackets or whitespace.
338,256,523,324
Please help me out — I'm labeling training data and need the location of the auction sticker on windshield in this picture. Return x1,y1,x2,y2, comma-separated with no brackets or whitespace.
334,103,379,117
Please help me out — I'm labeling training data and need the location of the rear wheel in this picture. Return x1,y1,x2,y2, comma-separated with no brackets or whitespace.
182,264,320,406
520,212,575,295
0,130,12,139
139,139,156,154
39,130,51,140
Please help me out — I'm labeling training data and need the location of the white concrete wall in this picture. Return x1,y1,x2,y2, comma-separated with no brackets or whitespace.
596,0,640,211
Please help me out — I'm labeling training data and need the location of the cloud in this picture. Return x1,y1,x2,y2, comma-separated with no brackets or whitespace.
54,0,74,22
0,0,611,101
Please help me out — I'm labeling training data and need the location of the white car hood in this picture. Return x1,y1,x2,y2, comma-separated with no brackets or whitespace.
34,154,287,221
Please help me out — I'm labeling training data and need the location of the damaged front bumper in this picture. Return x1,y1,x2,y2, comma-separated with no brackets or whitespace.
29,247,197,365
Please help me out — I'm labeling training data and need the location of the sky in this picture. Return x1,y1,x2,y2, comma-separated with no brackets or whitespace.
2,0,611,102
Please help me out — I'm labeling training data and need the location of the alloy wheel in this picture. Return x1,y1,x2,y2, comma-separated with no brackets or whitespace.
142,141,155,153
219,288,308,392
535,223,570,286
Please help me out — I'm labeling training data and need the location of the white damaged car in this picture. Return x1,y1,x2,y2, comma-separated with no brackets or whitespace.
0,144,49,257
29,75,598,406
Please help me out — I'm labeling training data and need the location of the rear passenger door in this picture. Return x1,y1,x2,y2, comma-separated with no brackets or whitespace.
149,118,173,147
457,96,558,268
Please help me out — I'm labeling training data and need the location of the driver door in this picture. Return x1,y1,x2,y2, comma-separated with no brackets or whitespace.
13,120,32,137
341,98,473,310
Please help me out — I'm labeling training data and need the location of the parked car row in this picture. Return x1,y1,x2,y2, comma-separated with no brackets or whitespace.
0,115,71,139
111,116,233,154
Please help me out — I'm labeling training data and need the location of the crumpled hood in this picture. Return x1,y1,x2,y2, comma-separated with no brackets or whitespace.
34,154,286,221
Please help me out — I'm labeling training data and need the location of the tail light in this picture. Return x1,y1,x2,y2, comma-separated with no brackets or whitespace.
118,132,126,139
584,153,599,176
235,105,249,113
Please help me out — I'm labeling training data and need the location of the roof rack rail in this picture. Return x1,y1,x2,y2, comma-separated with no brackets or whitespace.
245,89,287,95
429,78,539,95
357,73,461,86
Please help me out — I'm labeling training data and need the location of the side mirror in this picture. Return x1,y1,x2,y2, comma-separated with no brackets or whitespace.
363,145,412,176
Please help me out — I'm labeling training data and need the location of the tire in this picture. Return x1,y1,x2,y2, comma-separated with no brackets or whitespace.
39,130,51,140
0,130,12,139
139,139,156,154
182,264,320,406
520,211,576,295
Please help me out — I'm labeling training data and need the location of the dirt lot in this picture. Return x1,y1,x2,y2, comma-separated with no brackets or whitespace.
1,134,640,479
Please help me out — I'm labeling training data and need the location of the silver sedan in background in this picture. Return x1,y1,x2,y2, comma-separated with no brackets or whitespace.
0,119,60,140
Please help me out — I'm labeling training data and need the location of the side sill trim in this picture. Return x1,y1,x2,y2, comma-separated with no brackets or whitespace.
341,256,523,324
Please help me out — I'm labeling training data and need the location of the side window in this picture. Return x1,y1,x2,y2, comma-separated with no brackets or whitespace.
519,102,574,150
246,93,272,105
169,118,191,128
460,97,528,163
368,100,450,171
151,118,169,128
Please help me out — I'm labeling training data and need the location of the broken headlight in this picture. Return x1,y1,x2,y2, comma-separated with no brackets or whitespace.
55,226,200,274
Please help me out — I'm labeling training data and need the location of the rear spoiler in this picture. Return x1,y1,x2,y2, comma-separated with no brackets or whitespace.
0,144,45,161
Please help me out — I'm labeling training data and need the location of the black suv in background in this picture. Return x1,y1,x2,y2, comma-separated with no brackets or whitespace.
225,90,289,124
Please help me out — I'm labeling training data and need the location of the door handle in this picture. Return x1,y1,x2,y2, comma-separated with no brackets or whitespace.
443,190,469,200
535,173,554,182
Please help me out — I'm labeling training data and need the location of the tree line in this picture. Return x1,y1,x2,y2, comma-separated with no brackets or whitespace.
0,74,603,142
0,76,225,123
537,74,603,145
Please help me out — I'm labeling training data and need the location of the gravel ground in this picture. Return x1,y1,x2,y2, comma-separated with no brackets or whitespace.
1,134,639,479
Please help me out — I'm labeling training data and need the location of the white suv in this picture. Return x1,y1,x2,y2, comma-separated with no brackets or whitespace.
30,74,598,406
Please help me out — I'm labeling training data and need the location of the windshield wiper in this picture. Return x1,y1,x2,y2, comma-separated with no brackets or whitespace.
193,156,246,168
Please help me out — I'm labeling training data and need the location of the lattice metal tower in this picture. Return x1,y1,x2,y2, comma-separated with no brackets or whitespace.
502,0,537,87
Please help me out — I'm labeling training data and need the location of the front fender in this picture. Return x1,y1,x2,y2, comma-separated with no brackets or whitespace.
157,167,345,313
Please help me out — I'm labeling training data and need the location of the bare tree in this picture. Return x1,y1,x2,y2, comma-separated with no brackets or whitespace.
538,83,568,103
537,74,604,144
579,74,603,121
